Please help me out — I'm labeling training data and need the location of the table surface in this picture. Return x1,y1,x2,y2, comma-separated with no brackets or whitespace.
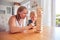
0,26,54,40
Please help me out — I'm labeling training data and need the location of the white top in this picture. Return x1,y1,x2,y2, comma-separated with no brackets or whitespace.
16,18,27,27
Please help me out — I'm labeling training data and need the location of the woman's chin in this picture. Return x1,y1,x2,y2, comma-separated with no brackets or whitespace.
21,17,25,19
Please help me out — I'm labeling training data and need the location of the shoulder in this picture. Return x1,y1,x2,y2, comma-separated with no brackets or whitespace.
10,15,16,19
9,15,16,20
9,15,16,22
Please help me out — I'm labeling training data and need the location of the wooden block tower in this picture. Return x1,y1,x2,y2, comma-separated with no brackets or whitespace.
36,6,42,31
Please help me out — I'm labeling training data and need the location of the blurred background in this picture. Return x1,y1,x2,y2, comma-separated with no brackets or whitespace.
0,0,56,32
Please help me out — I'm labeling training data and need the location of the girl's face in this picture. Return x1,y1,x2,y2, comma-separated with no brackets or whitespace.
19,9,28,19
30,13,35,21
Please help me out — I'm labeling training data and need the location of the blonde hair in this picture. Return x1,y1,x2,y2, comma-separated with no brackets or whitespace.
30,11,37,18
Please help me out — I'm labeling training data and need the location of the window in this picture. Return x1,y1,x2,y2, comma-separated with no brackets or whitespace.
56,0,60,27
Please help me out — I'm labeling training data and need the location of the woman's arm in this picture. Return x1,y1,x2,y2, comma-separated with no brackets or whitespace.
8,16,24,33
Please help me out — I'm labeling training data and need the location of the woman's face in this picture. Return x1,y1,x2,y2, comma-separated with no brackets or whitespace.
19,9,28,19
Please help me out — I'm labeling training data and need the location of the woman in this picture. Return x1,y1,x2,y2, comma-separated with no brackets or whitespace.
8,6,30,33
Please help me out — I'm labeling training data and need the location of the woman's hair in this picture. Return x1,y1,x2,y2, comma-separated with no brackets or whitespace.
16,6,27,21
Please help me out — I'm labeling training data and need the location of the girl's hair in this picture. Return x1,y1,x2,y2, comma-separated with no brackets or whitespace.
30,11,37,17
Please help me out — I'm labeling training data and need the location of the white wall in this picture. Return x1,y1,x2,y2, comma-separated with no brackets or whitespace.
1,0,24,2
51,0,56,27
0,5,12,31
40,0,52,27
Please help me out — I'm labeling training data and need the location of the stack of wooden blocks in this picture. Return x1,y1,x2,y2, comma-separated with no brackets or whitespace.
36,6,42,31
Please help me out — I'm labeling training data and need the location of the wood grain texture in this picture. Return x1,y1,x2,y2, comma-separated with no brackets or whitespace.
0,26,53,40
